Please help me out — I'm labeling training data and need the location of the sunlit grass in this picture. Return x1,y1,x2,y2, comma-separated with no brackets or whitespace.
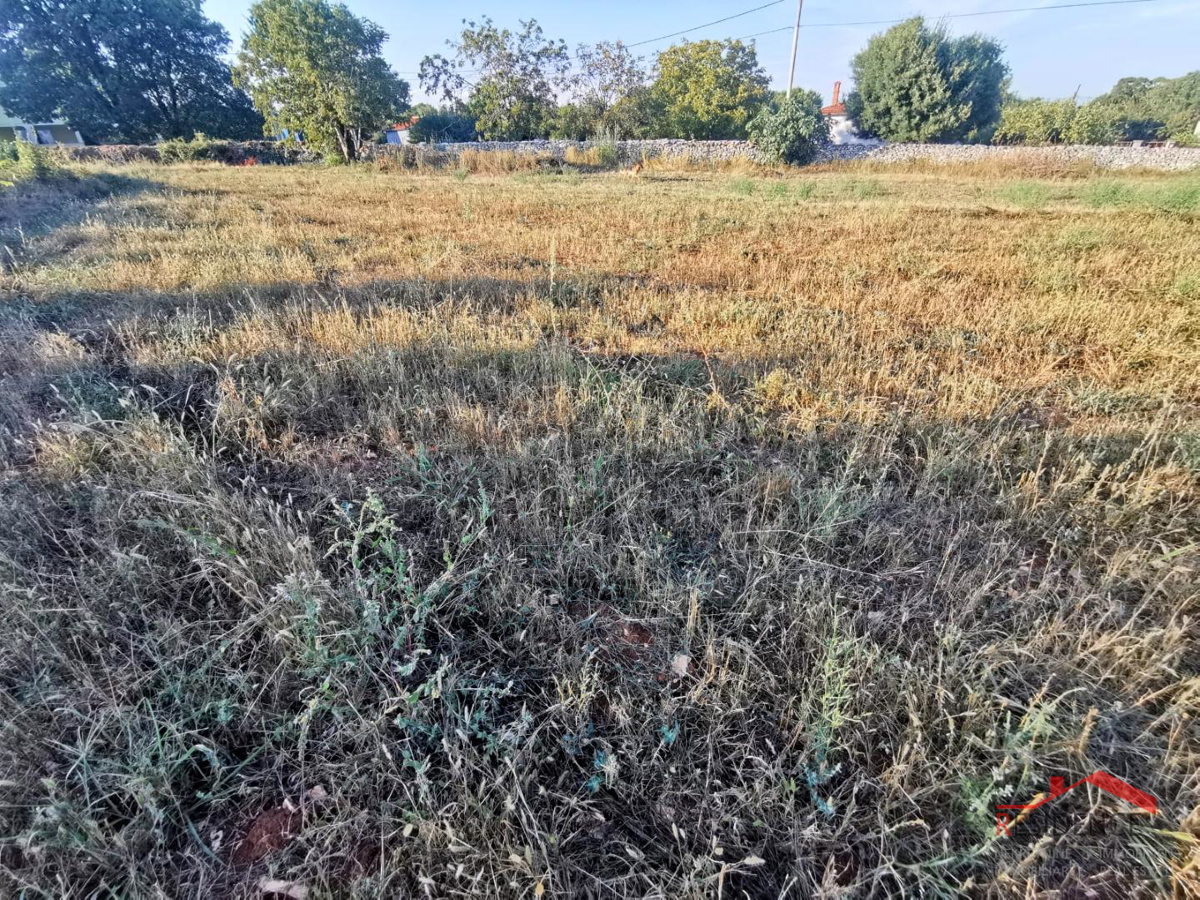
0,160,1197,898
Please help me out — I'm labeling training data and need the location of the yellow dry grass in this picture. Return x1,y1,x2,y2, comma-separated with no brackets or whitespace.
0,160,1197,898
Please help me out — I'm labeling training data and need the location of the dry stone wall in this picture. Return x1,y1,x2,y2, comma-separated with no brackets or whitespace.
48,138,1200,172
840,142,1200,172
374,139,1200,171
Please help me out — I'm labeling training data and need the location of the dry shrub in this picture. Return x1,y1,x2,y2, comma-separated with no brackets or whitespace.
564,144,618,169
457,149,552,174
638,152,772,175
814,150,1105,180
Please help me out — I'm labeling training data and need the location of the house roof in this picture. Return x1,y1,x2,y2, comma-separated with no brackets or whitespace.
821,80,846,117
389,115,420,132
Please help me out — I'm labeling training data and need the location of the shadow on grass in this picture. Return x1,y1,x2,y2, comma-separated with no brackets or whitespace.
1,272,1195,897
0,171,159,278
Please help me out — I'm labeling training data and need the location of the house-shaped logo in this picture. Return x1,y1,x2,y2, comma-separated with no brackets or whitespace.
995,771,1156,836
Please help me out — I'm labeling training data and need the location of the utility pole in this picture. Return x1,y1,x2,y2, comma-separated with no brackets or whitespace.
786,0,804,97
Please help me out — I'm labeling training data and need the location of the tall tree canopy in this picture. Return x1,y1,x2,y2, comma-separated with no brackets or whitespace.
550,41,648,139
1093,71,1200,142
571,41,646,136
420,18,570,141
650,40,769,140
235,0,409,160
0,0,262,142
845,18,1008,143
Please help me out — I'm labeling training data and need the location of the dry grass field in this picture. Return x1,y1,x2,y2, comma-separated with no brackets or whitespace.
1,158,1198,898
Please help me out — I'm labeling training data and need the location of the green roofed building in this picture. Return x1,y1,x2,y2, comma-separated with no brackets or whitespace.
0,99,83,145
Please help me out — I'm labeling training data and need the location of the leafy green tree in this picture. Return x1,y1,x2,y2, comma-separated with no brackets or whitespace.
1145,72,1200,142
0,0,263,142
548,103,591,140
1089,72,1200,143
601,86,664,139
234,0,409,160
845,17,1008,143
569,41,647,136
748,89,829,165
1092,76,1164,140
1096,76,1157,108
420,18,570,140
993,97,1121,145
408,107,477,143
649,40,769,139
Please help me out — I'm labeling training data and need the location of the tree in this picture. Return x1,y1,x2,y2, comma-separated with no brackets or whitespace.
1144,72,1200,142
748,89,829,164
993,97,1122,145
0,0,263,143
601,86,664,139
408,106,477,143
234,0,409,160
649,40,769,139
1092,77,1166,141
1095,76,1157,108
420,18,570,140
548,103,592,140
569,41,647,136
845,17,1008,143
1089,72,1200,143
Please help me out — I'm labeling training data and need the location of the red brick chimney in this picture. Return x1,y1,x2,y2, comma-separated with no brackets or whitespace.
831,81,841,105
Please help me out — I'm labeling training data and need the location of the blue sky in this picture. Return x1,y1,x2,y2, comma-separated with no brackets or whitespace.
203,0,1200,105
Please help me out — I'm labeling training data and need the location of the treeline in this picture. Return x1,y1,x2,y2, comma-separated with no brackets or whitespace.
995,75,1200,145
1,0,1196,161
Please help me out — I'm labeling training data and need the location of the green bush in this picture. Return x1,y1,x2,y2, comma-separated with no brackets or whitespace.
594,140,617,169
994,98,1122,145
747,89,829,165
14,140,52,181
1,141,57,188
408,110,477,143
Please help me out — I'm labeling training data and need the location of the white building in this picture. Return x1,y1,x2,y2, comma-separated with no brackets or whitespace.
0,101,83,145
384,116,419,145
820,81,877,146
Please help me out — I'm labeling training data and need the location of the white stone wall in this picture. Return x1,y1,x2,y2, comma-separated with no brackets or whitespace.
837,142,1200,172
384,139,772,164
376,138,1200,172
51,137,1200,172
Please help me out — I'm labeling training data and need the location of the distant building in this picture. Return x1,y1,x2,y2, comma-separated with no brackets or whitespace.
820,81,855,144
821,81,876,146
821,81,847,121
0,101,83,145
384,116,419,145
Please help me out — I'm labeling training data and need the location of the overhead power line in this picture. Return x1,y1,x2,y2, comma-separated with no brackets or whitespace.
728,0,1165,43
625,0,786,48
408,0,1166,90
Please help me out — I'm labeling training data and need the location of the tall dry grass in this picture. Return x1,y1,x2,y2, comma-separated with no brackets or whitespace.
0,161,1197,898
